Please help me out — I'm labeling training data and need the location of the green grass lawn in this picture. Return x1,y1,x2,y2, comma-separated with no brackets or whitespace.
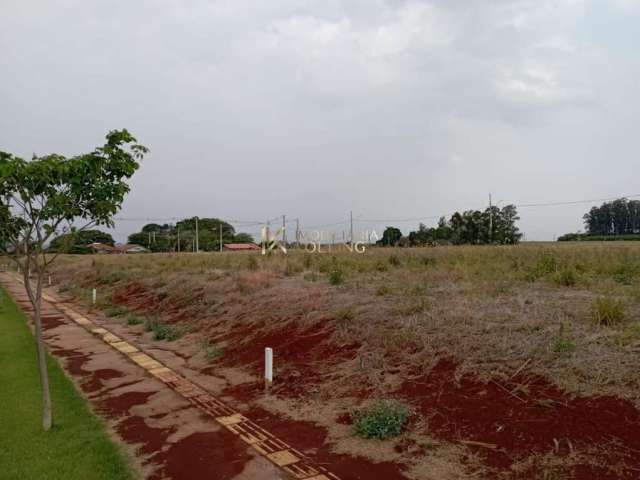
0,286,136,480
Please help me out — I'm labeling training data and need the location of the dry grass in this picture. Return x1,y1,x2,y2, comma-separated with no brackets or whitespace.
44,243,640,401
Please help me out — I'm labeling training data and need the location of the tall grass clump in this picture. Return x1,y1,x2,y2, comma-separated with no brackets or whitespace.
328,269,345,286
592,297,625,326
352,400,410,440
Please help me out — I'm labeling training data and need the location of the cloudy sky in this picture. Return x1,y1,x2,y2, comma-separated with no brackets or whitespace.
2,0,639,242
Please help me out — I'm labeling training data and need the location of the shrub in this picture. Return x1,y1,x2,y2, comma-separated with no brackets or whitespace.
592,297,625,326
152,323,182,341
388,254,401,267
526,254,557,282
551,337,576,356
553,267,578,287
328,269,345,286
201,340,224,363
376,285,392,296
246,255,258,271
105,305,127,317
335,308,355,323
352,400,410,440
126,314,143,325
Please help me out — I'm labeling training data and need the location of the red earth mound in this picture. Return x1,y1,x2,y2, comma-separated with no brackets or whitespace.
397,359,640,479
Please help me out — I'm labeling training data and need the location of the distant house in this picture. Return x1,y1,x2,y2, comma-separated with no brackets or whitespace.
88,242,148,254
115,244,149,254
223,243,260,251
88,242,116,254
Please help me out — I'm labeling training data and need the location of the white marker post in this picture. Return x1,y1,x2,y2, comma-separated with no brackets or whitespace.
48,275,51,286
92,288,97,305
265,347,273,391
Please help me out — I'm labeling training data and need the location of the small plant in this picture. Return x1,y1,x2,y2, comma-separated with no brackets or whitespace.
105,305,127,317
592,297,625,326
328,269,345,286
303,271,319,282
201,340,224,363
302,254,313,269
352,400,410,440
335,308,355,323
126,314,143,325
388,254,401,267
375,261,389,272
419,256,436,267
552,337,576,356
376,285,392,296
246,255,258,271
526,254,558,282
152,323,182,341
144,317,160,332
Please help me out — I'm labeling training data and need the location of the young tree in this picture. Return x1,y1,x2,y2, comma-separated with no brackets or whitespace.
0,129,147,431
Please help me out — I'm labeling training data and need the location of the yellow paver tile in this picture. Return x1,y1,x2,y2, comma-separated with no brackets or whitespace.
216,413,247,426
112,341,138,354
267,450,299,467
102,332,121,343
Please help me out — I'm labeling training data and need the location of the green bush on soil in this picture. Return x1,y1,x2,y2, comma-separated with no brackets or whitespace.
352,400,410,440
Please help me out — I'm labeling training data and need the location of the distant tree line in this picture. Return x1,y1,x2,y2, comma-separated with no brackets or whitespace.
127,217,254,252
559,198,640,241
47,217,255,253
377,205,522,246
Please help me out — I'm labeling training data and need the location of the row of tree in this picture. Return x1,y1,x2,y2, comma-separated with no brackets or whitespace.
583,198,640,236
127,218,254,252
377,205,522,246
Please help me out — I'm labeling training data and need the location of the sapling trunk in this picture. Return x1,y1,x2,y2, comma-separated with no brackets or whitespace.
23,268,53,431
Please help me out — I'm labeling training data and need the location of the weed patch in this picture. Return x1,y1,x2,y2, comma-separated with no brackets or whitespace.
592,297,625,326
352,400,410,440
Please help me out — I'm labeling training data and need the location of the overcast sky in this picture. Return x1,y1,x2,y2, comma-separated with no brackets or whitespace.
2,0,639,242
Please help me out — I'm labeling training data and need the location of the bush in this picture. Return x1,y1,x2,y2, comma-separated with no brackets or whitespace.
126,314,143,325
526,254,558,282
335,308,355,323
553,267,578,287
352,400,410,440
388,254,401,267
201,340,224,363
592,297,625,326
104,305,127,317
246,255,258,271
328,269,345,286
551,337,576,356
152,323,182,341
376,285,392,296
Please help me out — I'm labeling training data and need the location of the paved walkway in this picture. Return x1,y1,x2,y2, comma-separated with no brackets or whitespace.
1,273,339,480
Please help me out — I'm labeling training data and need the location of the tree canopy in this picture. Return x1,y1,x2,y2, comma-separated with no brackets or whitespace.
378,205,522,247
49,229,115,253
583,198,640,236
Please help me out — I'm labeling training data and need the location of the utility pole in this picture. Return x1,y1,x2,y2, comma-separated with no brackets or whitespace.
195,216,199,253
177,228,181,253
295,218,300,248
282,215,286,245
350,210,354,245
219,224,223,252
488,194,493,244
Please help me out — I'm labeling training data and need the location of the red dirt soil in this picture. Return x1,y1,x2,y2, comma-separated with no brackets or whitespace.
397,359,640,479
248,406,410,480
220,322,358,397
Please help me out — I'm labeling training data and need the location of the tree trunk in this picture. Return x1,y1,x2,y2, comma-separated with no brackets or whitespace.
23,269,53,431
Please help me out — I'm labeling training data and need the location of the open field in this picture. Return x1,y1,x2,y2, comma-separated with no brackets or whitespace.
17,242,640,479
0,287,135,480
